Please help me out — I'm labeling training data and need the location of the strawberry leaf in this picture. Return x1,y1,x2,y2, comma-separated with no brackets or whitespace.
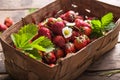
31,36,55,53
11,24,55,60
104,22,115,31
91,20,102,32
18,24,37,35
26,49,42,60
91,12,114,38
101,12,113,27
11,24,38,50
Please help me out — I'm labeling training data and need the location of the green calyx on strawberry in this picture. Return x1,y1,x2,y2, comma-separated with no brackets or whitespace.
74,35,90,50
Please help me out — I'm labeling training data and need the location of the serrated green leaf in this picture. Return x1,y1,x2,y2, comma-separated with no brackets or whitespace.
104,22,115,31
18,24,37,35
11,24,38,50
26,49,42,60
91,20,102,31
31,44,46,52
31,36,55,53
101,12,113,27
11,33,20,47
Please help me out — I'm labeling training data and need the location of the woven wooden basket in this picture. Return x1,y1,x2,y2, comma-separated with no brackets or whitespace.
0,0,120,80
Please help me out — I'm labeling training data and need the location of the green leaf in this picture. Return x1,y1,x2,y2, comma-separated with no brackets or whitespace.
26,49,42,60
31,44,46,52
101,12,113,27
91,20,102,31
91,12,114,38
11,33,20,47
31,36,55,53
11,24,38,50
18,24,37,36
104,22,115,31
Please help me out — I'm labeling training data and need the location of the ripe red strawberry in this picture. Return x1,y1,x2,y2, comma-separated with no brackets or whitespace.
76,15,84,20
68,31,80,42
43,51,56,64
51,21,65,35
38,27,51,40
54,48,64,59
47,17,57,27
65,42,76,54
75,19,91,28
74,35,89,50
60,10,77,22
0,24,7,31
38,22,46,28
4,17,13,27
53,35,66,48
81,26,92,36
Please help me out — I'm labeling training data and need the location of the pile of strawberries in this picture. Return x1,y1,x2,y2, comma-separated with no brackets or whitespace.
32,10,93,66
0,17,13,32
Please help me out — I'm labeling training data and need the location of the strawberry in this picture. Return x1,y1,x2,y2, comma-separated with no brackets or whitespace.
0,24,7,31
68,31,80,42
80,26,92,36
54,48,64,59
60,10,77,22
38,27,51,40
65,42,76,54
51,21,65,35
76,15,84,20
75,19,91,28
47,17,57,27
4,17,13,27
53,35,66,48
38,22,46,28
42,51,56,64
74,35,89,50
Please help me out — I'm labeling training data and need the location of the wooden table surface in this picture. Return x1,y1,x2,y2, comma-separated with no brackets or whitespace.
0,0,120,80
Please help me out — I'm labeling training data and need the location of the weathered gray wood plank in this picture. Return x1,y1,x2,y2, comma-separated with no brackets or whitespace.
77,71,120,80
87,43,120,71
0,0,55,9
98,0,120,7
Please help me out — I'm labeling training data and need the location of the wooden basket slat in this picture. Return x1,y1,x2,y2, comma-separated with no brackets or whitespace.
5,60,28,80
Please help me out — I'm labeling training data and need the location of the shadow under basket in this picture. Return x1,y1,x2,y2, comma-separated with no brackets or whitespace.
0,0,120,80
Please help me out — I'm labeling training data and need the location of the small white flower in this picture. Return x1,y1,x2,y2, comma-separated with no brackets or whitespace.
62,27,73,38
